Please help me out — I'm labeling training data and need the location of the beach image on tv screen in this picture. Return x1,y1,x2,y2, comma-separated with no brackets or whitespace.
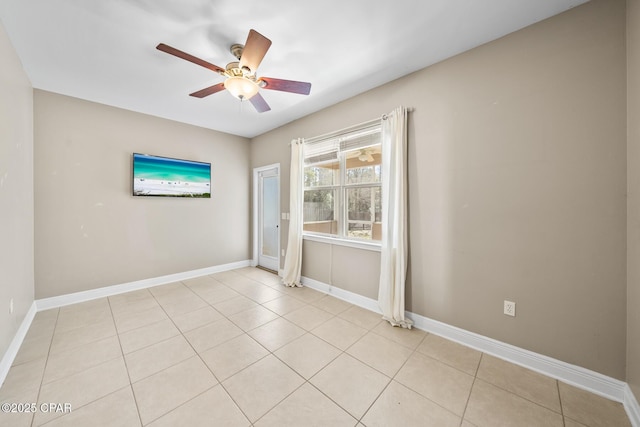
133,153,211,197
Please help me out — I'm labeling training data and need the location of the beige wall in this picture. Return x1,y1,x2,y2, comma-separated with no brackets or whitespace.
252,0,628,379
0,23,34,360
301,240,381,300
34,91,251,298
1,0,633,390
627,0,640,402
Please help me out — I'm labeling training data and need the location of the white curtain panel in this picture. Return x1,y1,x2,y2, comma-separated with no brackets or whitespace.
378,106,413,328
282,139,304,287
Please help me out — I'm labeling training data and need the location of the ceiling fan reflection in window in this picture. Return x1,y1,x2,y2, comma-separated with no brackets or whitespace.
346,146,381,163
156,29,311,113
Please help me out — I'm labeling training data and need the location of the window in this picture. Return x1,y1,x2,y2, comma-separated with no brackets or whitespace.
303,122,382,242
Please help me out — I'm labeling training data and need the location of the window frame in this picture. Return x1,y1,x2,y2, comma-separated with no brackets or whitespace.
302,121,382,247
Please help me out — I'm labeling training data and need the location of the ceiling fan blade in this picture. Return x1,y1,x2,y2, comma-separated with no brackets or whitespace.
189,83,226,98
250,92,271,113
259,77,311,95
156,43,225,74
239,29,272,73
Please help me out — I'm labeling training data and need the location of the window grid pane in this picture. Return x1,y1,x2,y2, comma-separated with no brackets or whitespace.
344,143,382,185
303,125,382,242
345,186,381,240
303,189,337,236
304,160,340,188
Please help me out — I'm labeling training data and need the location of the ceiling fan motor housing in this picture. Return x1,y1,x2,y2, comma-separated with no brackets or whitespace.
230,43,244,60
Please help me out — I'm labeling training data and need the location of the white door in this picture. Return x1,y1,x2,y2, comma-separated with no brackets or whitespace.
255,165,280,272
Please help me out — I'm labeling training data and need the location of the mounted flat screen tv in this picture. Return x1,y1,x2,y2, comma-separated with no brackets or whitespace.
132,153,211,198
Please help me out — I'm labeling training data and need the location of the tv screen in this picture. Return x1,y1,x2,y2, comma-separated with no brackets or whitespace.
132,153,211,198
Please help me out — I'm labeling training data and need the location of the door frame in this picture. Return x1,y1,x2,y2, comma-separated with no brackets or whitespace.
252,163,280,273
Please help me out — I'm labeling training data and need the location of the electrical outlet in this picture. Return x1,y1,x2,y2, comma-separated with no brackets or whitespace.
504,300,516,317
281,249,286,257
9,298,14,315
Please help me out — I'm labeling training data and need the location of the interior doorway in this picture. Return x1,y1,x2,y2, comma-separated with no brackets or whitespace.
253,164,280,273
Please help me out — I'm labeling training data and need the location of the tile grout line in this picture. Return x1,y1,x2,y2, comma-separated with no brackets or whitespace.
355,331,425,425
459,352,484,427
229,269,364,423
473,357,569,420
558,380,568,427
257,309,360,424
360,329,476,425
165,270,312,425
269,331,361,424
141,280,248,426
352,326,501,425
200,269,322,424
106,295,144,427
33,304,130,426
29,308,61,427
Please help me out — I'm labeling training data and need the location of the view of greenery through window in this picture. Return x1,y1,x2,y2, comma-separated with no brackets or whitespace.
303,143,382,241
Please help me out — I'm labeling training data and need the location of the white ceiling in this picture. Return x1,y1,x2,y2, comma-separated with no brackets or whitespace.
0,0,587,138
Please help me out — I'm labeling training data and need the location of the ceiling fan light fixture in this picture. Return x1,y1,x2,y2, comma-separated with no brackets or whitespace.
224,76,259,100
358,153,374,162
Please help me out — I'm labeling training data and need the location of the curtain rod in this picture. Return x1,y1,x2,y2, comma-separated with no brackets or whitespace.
292,107,414,146
299,117,381,146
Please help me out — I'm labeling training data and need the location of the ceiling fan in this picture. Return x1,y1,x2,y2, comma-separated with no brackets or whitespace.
156,29,311,113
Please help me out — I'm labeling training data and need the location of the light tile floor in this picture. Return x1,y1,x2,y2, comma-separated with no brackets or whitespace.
0,267,632,426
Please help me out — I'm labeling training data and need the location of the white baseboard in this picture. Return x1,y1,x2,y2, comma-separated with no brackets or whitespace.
0,301,37,388
35,260,251,311
2,261,253,388
625,384,640,427
406,311,628,402
301,275,637,425
1,261,251,388
1,260,251,387
301,276,381,314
